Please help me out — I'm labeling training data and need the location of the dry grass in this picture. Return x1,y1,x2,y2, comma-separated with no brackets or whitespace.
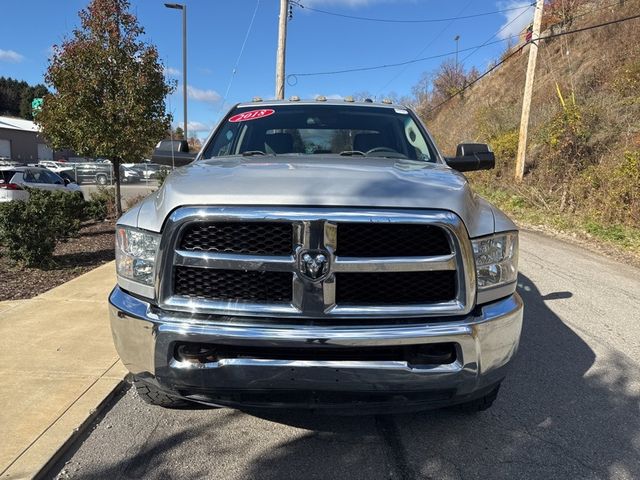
421,0,640,253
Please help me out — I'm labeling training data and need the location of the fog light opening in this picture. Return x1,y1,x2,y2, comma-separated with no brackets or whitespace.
175,343,218,364
408,343,457,366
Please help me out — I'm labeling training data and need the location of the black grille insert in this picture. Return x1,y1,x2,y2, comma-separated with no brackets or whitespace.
174,267,293,302
336,271,456,305
180,222,293,255
336,223,451,257
175,342,457,365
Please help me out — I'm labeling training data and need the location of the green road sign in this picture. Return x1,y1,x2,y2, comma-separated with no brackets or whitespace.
32,98,44,116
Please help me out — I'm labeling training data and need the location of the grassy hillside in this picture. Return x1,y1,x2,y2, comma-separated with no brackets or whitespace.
420,1,640,255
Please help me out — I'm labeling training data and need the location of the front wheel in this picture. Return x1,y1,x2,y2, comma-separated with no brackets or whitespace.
96,174,108,185
452,384,500,413
133,378,187,408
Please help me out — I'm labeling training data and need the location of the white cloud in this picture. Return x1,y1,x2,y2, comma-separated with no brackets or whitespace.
186,121,212,133
497,1,535,40
0,49,24,62
187,85,221,104
164,66,180,76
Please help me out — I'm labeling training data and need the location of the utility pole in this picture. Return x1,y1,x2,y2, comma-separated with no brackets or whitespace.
514,0,544,181
454,35,460,71
275,0,289,100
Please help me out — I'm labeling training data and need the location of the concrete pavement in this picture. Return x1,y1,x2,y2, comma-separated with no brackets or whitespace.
0,262,125,480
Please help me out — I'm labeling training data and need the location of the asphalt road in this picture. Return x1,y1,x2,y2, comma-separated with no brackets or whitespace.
50,230,640,480
79,183,158,202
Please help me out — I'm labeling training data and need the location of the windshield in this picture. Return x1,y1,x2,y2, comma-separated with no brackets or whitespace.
202,104,436,162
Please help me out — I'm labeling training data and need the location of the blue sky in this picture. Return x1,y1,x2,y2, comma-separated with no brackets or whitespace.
0,0,534,139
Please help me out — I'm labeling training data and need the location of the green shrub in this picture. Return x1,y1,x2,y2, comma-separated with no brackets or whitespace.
613,60,640,104
85,186,116,221
491,129,519,161
0,189,86,266
156,167,171,186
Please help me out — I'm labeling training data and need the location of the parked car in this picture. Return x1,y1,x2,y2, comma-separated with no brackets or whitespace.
150,139,196,167
120,165,142,184
129,163,164,179
111,99,522,413
0,166,83,202
69,162,113,185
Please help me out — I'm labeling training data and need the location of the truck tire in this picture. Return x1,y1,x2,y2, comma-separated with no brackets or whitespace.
96,174,108,185
453,384,500,413
133,378,187,408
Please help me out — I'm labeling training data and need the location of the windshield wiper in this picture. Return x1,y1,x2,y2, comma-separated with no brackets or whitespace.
339,150,365,156
241,150,269,156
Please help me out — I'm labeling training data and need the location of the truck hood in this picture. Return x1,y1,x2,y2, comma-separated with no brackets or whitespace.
128,156,511,237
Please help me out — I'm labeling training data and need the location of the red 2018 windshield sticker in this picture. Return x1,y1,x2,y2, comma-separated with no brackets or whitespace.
228,109,275,123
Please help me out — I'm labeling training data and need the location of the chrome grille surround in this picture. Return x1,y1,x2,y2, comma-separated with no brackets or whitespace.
156,207,476,319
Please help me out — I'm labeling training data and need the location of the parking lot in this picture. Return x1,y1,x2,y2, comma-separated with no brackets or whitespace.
50,231,640,480
80,183,158,202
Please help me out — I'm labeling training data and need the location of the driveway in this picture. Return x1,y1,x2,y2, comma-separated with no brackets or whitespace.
51,230,640,480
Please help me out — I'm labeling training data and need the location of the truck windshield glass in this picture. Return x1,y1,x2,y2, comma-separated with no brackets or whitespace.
202,105,436,162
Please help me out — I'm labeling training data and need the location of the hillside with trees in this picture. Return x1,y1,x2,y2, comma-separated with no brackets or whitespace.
0,77,49,120
415,0,640,255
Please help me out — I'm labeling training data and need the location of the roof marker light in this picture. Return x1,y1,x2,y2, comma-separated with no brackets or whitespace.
252,96,263,102
344,96,354,102
382,98,392,104
316,95,327,102
289,95,300,101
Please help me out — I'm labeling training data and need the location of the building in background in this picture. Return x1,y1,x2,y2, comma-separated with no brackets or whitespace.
0,116,72,164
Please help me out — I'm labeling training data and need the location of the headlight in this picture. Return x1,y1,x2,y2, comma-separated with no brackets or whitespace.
472,231,518,298
115,226,160,296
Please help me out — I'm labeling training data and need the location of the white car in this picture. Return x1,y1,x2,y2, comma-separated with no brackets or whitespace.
36,160,74,174
0,166,83,202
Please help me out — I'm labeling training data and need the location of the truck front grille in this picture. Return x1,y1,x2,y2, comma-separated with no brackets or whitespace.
161,208,474,319
180,222,293,255
336,223,451,257
174,267,293,302
335,271,456,305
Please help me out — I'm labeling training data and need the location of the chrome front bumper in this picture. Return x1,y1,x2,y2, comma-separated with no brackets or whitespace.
109,287,523,410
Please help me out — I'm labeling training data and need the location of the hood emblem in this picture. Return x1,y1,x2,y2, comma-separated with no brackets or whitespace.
299,251,329,281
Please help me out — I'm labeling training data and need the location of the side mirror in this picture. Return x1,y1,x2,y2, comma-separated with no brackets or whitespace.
446,143,495,172
63,177,71,186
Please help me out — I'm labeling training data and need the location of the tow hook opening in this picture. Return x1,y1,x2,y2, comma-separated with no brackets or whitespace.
174,342,458,366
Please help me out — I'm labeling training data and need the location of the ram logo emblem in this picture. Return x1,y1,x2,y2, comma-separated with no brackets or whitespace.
299,251,329,281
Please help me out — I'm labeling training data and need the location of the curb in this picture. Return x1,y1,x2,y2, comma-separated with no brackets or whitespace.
33,377,130,480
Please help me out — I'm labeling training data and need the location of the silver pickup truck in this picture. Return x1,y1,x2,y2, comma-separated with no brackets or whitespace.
110,99,523,413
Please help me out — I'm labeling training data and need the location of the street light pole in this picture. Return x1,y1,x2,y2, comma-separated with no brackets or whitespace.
165,3,188,139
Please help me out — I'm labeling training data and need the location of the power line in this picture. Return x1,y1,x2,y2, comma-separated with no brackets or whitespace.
377,0,474,95
427,12,640,114
287,35,519,81
290,1,534,24
288,0,638,83
459,3,535,65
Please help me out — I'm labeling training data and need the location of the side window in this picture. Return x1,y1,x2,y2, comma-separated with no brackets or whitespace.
205,126,236,157
23,170,38,183
43,170,63,184
404,117,432,161
0,171,17,183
